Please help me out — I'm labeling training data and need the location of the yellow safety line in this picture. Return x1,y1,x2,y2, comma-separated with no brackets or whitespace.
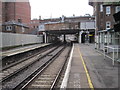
78,46,94,90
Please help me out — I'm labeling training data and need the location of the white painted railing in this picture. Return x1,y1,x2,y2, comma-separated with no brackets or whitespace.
104,45,120,66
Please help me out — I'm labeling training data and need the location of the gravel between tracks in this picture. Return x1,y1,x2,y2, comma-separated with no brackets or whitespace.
2,46,63,89
1,47,56,80
28,46,71,89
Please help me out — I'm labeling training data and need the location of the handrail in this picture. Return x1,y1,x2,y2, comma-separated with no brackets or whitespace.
104,45,120,66
105,45,120,50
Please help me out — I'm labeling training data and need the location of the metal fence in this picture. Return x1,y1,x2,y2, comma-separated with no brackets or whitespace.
0,32,43,48
104,45,120,66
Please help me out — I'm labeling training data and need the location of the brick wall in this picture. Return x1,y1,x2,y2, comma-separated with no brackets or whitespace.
15,2,31,25
103,5,116,29
45,22,79,30
30,19,39,30
15,26,29,34
45,23,69,30
97,4,116,30
89,2,119,30
2,2,31,25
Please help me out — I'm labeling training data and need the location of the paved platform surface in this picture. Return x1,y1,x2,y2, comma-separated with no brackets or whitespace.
67,44,89,88
1,43,50,57
67,43,119,88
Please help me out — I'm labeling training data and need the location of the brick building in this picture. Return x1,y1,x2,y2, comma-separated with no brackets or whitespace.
30,17,61,33
2,0,31,34
44,16,95,30
29,19,40,34
30,15,95,32
89,1,120,51
2,21,29,34
89,2,120,31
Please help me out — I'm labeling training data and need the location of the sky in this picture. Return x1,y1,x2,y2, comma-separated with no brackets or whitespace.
29,0,93,19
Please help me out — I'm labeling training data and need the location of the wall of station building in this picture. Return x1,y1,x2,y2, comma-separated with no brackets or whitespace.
89,2,120,31
0,32,43,48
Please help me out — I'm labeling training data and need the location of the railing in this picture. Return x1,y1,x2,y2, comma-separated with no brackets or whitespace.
104,45,120,66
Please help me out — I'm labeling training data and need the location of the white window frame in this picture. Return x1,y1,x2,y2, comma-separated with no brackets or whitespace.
115,6,120,13
6,26,12,31
106,21,111,29
22,27,25,33
106,6,111,15
100,4,103,12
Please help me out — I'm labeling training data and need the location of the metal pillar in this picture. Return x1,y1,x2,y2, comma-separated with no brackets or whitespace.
43,32,47,43
79,31,83,43
103,32,105,50
64,34,66,43
98,33,100,49
107,31,110,46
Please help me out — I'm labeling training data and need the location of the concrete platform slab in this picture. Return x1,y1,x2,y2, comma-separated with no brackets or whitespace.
67,44,89,88
66,43,119,89
1,43,50,57
78,44,119,88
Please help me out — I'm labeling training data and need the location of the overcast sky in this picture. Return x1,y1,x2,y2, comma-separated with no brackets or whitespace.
29,0,93,19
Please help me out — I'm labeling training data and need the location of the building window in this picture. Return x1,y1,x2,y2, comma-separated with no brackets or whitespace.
106,6,111,15
6,26,12,31
106,21,111,29
18,19,22,23
115,6,120,13
100,4,103,12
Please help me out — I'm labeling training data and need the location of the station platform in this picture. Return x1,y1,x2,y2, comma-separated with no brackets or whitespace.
64,43,119,88
1,43,50,57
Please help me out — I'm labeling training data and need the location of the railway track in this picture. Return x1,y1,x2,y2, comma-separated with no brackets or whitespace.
2,44,71,89
2,44,53,67
1,46,58,82
21,45,71,89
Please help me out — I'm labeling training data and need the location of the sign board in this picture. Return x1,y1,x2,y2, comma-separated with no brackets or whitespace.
39,24,45,31
80,21,95,29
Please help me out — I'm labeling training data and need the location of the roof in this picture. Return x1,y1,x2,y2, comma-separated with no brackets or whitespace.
98,28,114,32
3,21,29,28
103,2,120,5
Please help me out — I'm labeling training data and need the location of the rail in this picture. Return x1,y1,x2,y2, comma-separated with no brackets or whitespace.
1,46,58,83
50,45,71,89
2,45,63,89
12,46,65,90
104,45,120,66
